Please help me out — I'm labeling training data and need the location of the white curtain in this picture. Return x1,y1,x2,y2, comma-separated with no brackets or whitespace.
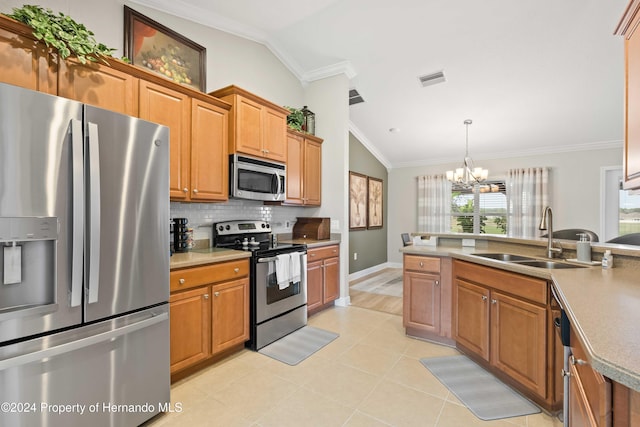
417,174,452,232
506,167,549,238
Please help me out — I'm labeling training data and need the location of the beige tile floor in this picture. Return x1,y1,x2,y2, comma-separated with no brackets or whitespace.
145,306,563,427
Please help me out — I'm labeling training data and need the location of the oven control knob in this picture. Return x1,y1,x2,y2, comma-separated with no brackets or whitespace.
218,226,224,232
225,225,231,230
265,223,270,228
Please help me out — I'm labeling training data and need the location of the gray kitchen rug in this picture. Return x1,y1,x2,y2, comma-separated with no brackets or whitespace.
420,355,541,421
258,326,339,366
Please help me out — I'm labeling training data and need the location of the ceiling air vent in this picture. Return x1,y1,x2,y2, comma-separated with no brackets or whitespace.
418,71,446,87
349,89,364,105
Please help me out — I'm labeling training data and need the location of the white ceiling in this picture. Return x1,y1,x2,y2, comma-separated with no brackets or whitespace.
136,0,628,169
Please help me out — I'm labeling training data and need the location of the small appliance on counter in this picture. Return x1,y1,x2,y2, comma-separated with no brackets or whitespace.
292,217,330,240
172,218,190,252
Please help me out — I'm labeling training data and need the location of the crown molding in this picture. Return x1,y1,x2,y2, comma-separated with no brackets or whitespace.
392,139,624,169
128,0,355,84
302,61,358,83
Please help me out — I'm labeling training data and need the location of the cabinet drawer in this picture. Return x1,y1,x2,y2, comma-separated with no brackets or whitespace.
170,259,249,292
308,244,339,261
404,255,441,273
570,326,611,423
453,260,547,304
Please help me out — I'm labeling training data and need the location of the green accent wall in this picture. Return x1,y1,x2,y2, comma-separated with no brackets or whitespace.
349,132,388,274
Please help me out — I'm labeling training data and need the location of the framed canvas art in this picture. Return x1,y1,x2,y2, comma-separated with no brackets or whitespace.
349,172,368,230
124,6,206,91
367,177,383,229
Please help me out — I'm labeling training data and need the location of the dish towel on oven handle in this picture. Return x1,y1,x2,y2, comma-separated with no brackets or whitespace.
289,251,303,285
275,254,291,290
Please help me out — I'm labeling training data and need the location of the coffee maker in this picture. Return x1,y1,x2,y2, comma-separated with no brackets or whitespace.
172,218,189,253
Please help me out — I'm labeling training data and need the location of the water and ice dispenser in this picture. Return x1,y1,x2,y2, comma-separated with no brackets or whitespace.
0,217,57,314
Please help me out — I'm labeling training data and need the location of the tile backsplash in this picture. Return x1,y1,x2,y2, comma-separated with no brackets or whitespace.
170,199,316,244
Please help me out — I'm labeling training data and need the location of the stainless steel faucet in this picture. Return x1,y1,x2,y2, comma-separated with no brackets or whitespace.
539,206,562,258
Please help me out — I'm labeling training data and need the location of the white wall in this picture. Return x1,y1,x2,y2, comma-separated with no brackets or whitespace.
387,146,623,263
305,75,351,303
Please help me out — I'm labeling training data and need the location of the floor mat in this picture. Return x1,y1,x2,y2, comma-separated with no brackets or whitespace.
258,326,339,365
420,355,541,421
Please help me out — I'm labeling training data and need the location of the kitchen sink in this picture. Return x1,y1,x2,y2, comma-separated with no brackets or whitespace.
472,253,537,262
472,253,586,269
512,260,586,269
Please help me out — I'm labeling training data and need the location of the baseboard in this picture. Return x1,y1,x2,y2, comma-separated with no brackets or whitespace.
335,296,350,307
348,262,402,281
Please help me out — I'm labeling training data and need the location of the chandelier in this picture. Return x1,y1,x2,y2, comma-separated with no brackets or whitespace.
446,119,488,188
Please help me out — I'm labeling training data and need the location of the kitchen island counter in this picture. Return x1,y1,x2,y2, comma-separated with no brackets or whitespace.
401,236,640,393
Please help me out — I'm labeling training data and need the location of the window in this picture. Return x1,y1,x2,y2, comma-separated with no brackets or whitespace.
619,186,640,235
451,182,507,234
602,167,640,240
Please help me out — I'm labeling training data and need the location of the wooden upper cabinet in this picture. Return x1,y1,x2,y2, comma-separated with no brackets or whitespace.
617,2,640,189
262,107,287,161
191,98,229,201
210,85,288,162
285,130,323,206
139,80,191,200
0,21,56,94
285,132,304,204
58,59,138,116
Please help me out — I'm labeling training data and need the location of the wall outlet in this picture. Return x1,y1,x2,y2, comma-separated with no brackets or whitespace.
353,252,357,260
331,219,339,231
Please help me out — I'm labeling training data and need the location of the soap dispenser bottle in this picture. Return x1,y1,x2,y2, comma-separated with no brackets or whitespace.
576,233,592,263
602,250,614,269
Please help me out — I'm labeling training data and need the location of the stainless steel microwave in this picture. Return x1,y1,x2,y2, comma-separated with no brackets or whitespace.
230,154,286,201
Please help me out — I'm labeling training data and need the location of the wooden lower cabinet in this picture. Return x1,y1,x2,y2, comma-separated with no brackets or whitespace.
402,255,453,345
307,245,340,314
491,290,547,398
453,260,556,410
569,324,611,426
169,287,210,373
211,278,249,354
169,260,249,376
454,278,490,359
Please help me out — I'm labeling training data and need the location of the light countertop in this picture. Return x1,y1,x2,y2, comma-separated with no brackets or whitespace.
401,240,640,393
170,248,251,270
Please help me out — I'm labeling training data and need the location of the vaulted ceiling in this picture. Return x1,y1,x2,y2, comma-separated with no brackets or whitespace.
136,0,628,168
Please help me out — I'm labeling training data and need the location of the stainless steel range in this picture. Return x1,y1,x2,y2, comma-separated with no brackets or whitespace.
213,220,307,350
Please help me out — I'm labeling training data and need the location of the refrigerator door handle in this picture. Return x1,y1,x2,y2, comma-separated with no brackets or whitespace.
0,312,168,370
70,119,84,308
87,122,101,304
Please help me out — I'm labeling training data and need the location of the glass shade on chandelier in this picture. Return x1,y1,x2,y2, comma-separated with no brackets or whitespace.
446,119,488,188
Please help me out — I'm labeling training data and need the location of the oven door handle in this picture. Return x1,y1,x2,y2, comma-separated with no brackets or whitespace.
257,256,278,263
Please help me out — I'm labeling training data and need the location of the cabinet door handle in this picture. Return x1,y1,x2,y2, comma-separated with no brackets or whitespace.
179,278,185,284
310,253,316,257
193,189,199,194
234,267,240,273
491,299,497,304
481,295,488,302
204,294,209,299
419,262,424,267
183,187,188,193
333,249,337,253
570,355,587,366
434,280,439,286
214,292,220,297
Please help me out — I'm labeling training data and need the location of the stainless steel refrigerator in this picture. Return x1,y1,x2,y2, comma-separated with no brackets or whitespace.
0,82,170,426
